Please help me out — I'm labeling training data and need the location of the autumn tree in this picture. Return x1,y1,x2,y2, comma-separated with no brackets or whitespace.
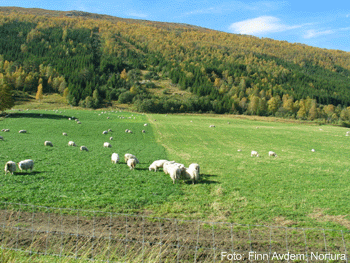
0,82,14,112
36,84,43,101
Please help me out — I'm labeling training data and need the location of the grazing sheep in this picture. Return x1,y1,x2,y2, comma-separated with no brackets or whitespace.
77,121,81,124
80,146,88,151
127,158,137,170
268,151,277,157
311,149,315,152
124,153,139,164
4,161,16,175
144,123,148,126
128,130,133,133
108,129,112,132
1,129,10,132
102,130,108,135
149,160,168,172
237,149,242,152
103,142,112,148
184,167,200,184
163,161,176,175
209,125,215,128
68,141,76,147
18,159,34,172
62,132,67,136
19,130,27,133
251,151,259,157
125,129,129,133
168,165,181,184
44,141,53,147
109,137,113,140
189,163,200,175
68,118,72,120
346,131,350,136
142,130,146,133
111,153,119,164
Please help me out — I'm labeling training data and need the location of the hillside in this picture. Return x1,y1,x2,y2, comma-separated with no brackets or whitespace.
1,7,350,123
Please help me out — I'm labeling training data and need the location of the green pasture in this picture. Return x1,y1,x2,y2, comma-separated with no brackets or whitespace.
1,109,350,230
0,109,181,212
148,114,350,229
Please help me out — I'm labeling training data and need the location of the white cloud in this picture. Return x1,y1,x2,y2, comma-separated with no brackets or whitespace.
127,12,148,18
229,16,301,35
303,29,333,39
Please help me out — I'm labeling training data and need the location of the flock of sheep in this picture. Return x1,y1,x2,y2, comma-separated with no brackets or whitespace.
2,112,201,185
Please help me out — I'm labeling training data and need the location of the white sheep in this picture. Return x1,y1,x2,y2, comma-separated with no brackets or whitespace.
209,125,215,128
251,151,259,157
144,123,148,126
268,151,277,157
19,130,27,133
127,158,137,170
189,163,200,175
168,165,182,184
125,129,130,133
184,167,200,184
163,161,176,175
124,153,139,164
18,159,34,172
80,146,89,151
103,142,112,148
77,121,81,124
149,160,168,172
111,153,119,164
311,149,315,152
142,130,146,133
346,131,350,136
44,141,53,147
102,130,108,135
108,129,112,132
62,132,67,136
68,141,76,147
4,161,16,175
1,129,10,132
109,137,113,140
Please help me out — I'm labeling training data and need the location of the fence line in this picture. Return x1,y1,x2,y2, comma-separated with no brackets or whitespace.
0,202,349,262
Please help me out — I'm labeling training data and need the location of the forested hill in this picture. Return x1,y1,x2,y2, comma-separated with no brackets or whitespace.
1,7,350,122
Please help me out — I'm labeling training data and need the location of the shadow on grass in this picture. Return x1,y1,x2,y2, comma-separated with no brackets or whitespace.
7,113,70,120
13,171,46,176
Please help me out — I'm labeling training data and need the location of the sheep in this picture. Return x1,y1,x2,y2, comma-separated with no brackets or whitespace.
19,130,27,133
0,136,3,140
268,151,277,157
142,130,146,133
163,161,176,175
127,158,137,170
4,161,16,175
80,146,89,151
168,165,182,184
1,129,10,132
18,159,34,172
311,149,315,152
68,141,76,147
237,149,242,152
149,160,168,172
251,151,259,157
124,153,139,164
346,131,350,136
77,121,81,124
44,141,53,147
125,129,130,133
109,137,113,140
62,132,67,136
128,130,133,133
144,123,148,126
108,129,113,132
111,153,119,164
184,167,200,184
189,163,200,175
102,130,108,135
103,142,112,148
209,125,215,128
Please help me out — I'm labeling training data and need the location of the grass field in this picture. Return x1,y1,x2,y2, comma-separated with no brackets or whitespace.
1,108,350,232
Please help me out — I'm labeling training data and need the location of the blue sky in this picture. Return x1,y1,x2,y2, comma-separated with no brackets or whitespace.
2,1,350,52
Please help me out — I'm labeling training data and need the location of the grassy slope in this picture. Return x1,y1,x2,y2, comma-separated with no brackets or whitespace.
147,113,350,229
0,108,183,213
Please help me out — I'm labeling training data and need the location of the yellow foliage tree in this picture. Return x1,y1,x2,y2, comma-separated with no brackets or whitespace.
36,83,43,101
